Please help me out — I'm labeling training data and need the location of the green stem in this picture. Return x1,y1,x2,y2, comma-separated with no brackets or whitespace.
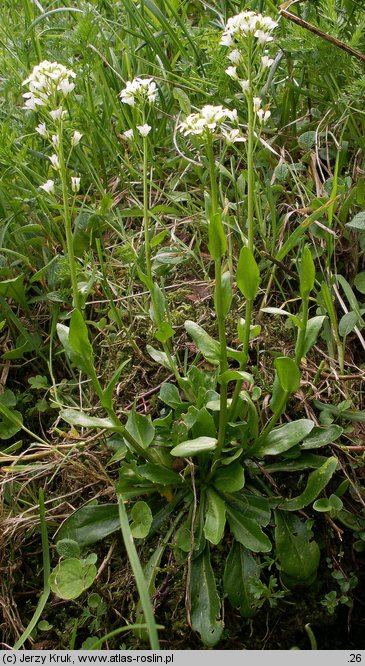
295,296,309,366
117,496,160,650
205,135,228,460
14,488,50,649
229,298,253,421
58,121,80,310
143,133,152,282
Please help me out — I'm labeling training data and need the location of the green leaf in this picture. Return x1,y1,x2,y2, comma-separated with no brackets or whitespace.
280,457,338,511
159,383,183,409
191,407,216,439
0,391,23,440
261,307,303,330
301,425,343,449
236,246,260,300
69,309,94,367
339,311,357,337
60,409,117,430
275,512,320,583
204,489,226,545
346,211,365,231
354,272,365,294
299,245,315,298
57,504,120,547
137,464,183,487
213,462,245,493
313,494,343,512
184,320,221,365
56,539,80,559
130,501,153,538
274,356,300,393
223,543,260,618
190,546,223,646
49,558,97,600
219,271,232,318
255,419,314,457
298,131,316,151
170,436,217,457
302,316,326,356
173,87,191,114
207,208,226,261
102,359,130,409
125,408,155,450
155,321,175,344
226,507,271,553
225,493,271,527
146,345,175,371
218,370,253,384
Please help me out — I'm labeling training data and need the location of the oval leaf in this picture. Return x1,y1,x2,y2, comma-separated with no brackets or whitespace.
170,436,217,457
236,246,260,300
255,419,314,457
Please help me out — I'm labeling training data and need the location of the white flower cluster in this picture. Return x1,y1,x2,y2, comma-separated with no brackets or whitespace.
220,11,277,48
22,60,76,111
120,77,157,107
179,105,239,138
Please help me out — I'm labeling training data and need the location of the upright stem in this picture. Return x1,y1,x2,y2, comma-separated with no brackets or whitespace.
229,67,256,420
142,133,152,283
206,136,228,459
58,121,80,310
246,79,255,252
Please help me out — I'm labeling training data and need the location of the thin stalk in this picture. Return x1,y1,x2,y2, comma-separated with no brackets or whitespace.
228,77,256,420
229,298,253,421
142,133,152,282
205,135,228,459
14,488,50,649
58,121,80,310
295,296,309,366
117,496,160,650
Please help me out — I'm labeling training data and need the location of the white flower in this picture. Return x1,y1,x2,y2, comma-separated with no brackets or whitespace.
253,97,262,112
225,66,238,80
58,79,75,96
51,134,59,148
120,77,157,107
221,11,277,48
50,107,65,121
262,55,274,69
220,33,234,48
222,128,246,145
257,108,271,124
227,49,241,65
179,105,238,137
137,124,152,137
71,176,81,192
123,129,134,140
255,30,274,44
239,79,250,92
22,60,76,110
35,122,47,137
39,179,55,194
71,130,82,146
49,153,60,169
